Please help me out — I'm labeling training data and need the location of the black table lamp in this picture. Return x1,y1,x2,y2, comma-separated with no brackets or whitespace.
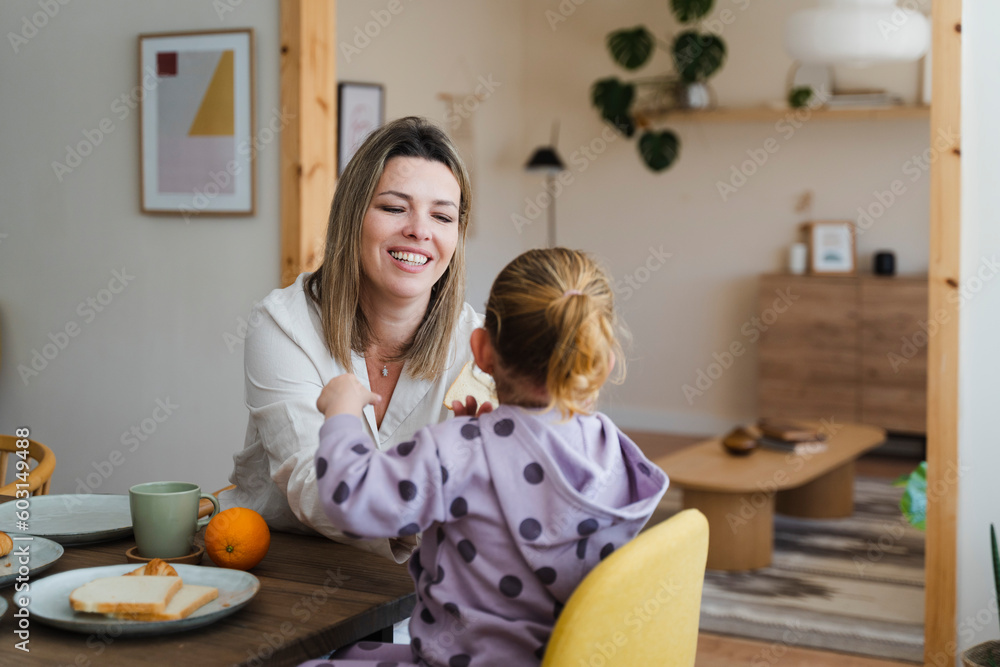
525,122,566,248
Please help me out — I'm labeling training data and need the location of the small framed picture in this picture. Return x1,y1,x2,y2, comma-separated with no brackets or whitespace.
808,221,856,275
338,83,385,175
139,29,255,217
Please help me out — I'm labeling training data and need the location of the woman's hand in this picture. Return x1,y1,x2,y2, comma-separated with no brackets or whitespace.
317,374,382,420
451,396,494,418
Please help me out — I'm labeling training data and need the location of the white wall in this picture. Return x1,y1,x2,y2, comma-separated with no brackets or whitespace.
0,0,526,496
956,0,1000,656
522,0,932,434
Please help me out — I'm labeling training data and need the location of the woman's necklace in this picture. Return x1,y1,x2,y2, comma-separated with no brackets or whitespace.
381,364,388,377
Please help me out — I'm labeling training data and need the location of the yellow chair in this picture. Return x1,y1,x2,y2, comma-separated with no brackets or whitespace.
541,509,709,667
0,435,56,496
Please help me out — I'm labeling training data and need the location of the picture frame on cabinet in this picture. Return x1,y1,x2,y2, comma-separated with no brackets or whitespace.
807,221,856,275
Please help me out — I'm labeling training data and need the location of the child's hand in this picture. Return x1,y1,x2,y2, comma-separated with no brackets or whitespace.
452,396,494,418
317,374,382,420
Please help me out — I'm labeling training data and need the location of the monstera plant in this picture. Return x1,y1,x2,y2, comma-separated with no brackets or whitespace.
591,0,727,172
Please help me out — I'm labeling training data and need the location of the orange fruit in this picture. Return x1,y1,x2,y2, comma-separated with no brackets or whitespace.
204,508,271,571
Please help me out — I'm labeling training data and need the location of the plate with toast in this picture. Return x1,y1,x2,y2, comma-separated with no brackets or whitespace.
0,495,132,545
0,532,63,587
26,560,259,636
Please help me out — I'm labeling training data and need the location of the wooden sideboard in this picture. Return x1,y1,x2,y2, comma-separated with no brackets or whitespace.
756,274,928,434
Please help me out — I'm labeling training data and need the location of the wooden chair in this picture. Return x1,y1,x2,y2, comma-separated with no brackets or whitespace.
0,435,56,496
541,509,709,667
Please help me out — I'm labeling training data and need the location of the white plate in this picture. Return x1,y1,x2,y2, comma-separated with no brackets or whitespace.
0,495,132,545
0,598,7,620
0,536,63,587
26,564,259,636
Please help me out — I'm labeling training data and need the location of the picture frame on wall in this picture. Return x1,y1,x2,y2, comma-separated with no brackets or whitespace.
139,29,255,216
338,82,385,175
807,221,856,275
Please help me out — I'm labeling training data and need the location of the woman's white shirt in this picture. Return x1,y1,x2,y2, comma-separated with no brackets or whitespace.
221,273,482,562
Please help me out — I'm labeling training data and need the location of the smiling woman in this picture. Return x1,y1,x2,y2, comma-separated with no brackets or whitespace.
220,117,484,563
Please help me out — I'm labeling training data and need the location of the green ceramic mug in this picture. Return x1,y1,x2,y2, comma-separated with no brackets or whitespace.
129,481,220,559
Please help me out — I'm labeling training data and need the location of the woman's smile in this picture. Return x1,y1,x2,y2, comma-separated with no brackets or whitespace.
360,156,460,301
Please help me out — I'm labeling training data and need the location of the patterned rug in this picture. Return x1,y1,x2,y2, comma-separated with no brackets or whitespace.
650,476,925,663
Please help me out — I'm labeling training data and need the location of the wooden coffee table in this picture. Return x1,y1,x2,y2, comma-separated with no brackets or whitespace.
653,422,885,571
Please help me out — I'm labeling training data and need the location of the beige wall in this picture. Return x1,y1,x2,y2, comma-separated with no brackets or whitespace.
522,0,932,434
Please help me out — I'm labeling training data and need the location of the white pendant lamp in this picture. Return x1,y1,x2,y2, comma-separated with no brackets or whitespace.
785,0,930,66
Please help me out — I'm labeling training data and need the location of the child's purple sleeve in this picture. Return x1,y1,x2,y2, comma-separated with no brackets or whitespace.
314,413,448,539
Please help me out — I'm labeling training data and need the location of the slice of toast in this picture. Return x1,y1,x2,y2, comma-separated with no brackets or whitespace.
124,559,178,577
112,584,219,621
443,361,498,410
70,575,182,615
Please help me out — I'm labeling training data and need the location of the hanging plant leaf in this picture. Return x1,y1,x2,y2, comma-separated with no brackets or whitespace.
591,78,637,137
672,31,726,82
607,27,655,70
671,0,715,23
603,113,636,138
638,130,680,172
788,86,814,109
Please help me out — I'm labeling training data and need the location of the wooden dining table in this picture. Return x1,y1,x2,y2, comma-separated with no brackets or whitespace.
0,517,416,666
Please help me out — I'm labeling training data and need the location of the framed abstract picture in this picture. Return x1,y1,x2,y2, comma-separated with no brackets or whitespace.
807,221,856,275
139,29,255,216
337,82,384,175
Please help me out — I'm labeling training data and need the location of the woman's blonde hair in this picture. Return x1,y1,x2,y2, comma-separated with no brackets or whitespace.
484,248,626,418
306,117,472,380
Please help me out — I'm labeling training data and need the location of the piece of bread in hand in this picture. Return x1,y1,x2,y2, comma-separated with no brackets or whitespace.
443,361,498,410
125,559,179,577
113,584,219,621
70,575,182,615
0,531,12,558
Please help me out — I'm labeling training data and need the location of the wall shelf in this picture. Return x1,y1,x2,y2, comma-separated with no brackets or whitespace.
636,104,930,125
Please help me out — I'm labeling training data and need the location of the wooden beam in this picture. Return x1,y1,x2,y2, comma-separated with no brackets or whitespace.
280,0,336,288
925,0,961,663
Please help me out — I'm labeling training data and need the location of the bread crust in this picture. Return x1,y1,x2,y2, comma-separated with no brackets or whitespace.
0,532,12,558
113,584,219,621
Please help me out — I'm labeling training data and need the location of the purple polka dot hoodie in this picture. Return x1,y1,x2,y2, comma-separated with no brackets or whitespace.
315,404,669,666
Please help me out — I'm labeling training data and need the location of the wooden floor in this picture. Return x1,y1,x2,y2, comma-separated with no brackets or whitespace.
626,429,922,667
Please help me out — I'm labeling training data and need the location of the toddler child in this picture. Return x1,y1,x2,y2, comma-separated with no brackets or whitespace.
300,248,669,666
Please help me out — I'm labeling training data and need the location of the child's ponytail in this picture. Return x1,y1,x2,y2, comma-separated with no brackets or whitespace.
484,248,625,418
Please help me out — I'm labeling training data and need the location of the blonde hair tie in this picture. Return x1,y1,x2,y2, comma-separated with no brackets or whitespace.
562,290,583,297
